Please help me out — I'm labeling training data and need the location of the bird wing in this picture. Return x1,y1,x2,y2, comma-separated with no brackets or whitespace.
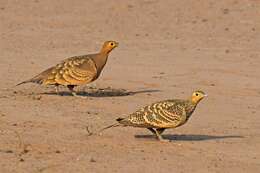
119,108,152,127
43,56,98,85
120,100,187,128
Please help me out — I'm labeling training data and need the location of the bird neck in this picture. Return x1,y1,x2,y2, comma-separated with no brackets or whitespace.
186,101,197,119
191,96,202,105
92,53,109,73
100,46,113,55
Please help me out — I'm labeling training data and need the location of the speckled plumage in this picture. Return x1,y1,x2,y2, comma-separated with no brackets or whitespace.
101,91,207,142
17,41,118,96
119,99,195,128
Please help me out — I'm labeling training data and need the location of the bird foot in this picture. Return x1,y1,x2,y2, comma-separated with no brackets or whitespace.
158,139,182,145
71,92,86,98
76,96,87,99
167,140,182,146
158,138,171,143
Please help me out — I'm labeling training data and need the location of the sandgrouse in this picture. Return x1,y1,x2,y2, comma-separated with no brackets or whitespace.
101,91,207,142
17,41,118,96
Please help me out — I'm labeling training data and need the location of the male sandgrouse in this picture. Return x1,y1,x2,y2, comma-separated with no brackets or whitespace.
17,41,118,96
101,91,207,142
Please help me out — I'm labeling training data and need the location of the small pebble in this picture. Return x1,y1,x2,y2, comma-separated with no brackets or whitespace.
55,150,61,154
90,158,96,163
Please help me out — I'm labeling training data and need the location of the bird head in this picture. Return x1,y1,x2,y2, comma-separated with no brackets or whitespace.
191,90,207,104
101,41,119,54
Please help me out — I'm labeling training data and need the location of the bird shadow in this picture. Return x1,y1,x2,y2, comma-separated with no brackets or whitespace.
135,134,243,141
42,87,160,97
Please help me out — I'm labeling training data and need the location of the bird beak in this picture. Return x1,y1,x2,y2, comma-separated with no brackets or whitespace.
204,94,208,97
115,42,119,47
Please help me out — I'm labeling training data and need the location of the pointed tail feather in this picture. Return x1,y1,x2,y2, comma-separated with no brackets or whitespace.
15,77,43,86
99,123,120,133
16,79,33,86
99,118,125,132
15,67,55,87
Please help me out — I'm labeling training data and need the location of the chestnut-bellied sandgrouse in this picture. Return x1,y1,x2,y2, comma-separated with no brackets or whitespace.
101,91,207,142
17,41,118,97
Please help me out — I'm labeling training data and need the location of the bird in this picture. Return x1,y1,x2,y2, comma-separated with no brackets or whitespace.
100,90,207,142
16,41,118,97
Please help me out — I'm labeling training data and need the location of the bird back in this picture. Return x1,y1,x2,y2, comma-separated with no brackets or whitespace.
17,55,98,86
118,100,195,129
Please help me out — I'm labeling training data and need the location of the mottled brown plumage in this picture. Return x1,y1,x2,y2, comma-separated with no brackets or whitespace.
17,41,118,96
101,91,207,142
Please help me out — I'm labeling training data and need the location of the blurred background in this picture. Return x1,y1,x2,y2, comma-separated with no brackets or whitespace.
0,0,259,173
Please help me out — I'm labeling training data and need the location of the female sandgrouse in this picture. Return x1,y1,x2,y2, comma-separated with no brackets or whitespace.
101,91,207,142
17,41,118,97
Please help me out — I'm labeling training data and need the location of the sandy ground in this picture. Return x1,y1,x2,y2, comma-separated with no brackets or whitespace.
0,0,260,172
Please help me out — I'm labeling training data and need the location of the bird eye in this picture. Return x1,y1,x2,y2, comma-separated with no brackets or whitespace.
195,93,199,96
110,43,114,46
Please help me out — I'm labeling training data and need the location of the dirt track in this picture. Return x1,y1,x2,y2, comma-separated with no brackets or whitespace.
0,0,260,172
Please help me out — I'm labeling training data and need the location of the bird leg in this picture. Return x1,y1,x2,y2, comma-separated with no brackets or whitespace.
147,128,157,135
67,85,78,97
155,129,170,142
147,128,169,142
55,85,60,95
156,128,166,135
67,85,86,98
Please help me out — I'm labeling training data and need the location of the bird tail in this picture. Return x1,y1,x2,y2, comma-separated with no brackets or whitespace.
99,123,120,133
99,117,125,133
15,67,54,86
15,77,44,86
16,79,33,86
